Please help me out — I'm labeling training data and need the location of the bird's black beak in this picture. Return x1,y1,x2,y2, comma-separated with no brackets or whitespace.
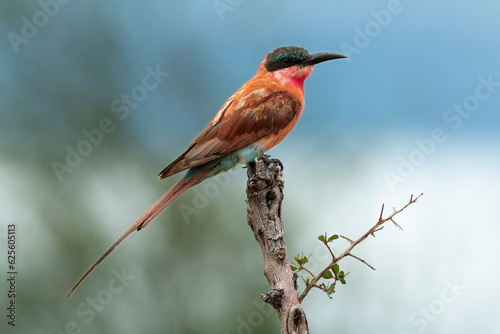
301,52,348,66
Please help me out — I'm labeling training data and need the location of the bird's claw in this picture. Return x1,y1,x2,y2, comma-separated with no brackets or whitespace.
261,155,284,170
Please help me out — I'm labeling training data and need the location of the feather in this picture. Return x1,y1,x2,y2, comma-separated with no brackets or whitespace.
159,87,302,179
66,169,210,298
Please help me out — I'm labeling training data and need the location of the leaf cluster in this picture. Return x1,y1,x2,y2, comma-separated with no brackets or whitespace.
290,233,348,299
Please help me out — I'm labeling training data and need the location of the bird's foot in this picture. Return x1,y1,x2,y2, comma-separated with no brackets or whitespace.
261,154,283,170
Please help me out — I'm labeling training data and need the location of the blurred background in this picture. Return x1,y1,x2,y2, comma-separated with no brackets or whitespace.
1,1,499,333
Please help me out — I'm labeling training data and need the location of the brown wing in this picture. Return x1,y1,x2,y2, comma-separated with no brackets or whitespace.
158,89,301,179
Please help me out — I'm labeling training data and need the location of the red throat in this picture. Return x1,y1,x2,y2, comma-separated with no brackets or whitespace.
271,66,313,93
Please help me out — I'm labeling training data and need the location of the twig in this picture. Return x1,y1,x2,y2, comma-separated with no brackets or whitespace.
298,193,423,303
347,253,376,271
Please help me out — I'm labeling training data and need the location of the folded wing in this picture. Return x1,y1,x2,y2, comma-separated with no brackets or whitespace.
159,88,301,179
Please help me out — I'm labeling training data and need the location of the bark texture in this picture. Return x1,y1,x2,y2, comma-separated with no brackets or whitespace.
246,159,309,334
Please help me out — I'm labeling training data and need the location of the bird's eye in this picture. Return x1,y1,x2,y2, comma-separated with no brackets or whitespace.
281,57,291,64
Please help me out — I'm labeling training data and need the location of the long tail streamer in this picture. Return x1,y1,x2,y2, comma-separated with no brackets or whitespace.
66,170,208,298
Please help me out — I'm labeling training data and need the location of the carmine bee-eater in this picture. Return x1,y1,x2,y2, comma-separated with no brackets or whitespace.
67,46,346,298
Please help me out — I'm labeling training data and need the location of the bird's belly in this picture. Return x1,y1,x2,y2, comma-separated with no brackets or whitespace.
224,144,266,170
187,144,265,180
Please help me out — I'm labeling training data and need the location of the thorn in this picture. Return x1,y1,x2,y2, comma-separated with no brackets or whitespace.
390,218,403,231
371,226,384,237
347,253,376,270
340,235,354,244
378,204,385,222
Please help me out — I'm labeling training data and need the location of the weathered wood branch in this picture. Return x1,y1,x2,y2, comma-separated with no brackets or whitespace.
246,159,309,334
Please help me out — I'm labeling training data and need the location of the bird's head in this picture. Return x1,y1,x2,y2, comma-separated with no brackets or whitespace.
262,46,347,91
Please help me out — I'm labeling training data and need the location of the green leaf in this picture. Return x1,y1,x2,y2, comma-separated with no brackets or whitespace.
294,254,308,266
322,271,333,279
318,235,325,242
339,270,345,278
340,278,346,285
328,234,339,242
327,283,336,295
333,264,340,275
290,265,297,271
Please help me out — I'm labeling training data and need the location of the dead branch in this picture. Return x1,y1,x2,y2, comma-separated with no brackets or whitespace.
246,159,309,334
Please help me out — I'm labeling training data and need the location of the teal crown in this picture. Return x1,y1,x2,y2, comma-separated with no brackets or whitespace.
265,46,309,72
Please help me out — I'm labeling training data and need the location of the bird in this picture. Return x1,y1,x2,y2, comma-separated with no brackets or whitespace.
66,46,347,298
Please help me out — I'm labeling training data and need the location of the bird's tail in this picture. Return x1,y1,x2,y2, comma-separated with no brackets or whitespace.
66,169,209,298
